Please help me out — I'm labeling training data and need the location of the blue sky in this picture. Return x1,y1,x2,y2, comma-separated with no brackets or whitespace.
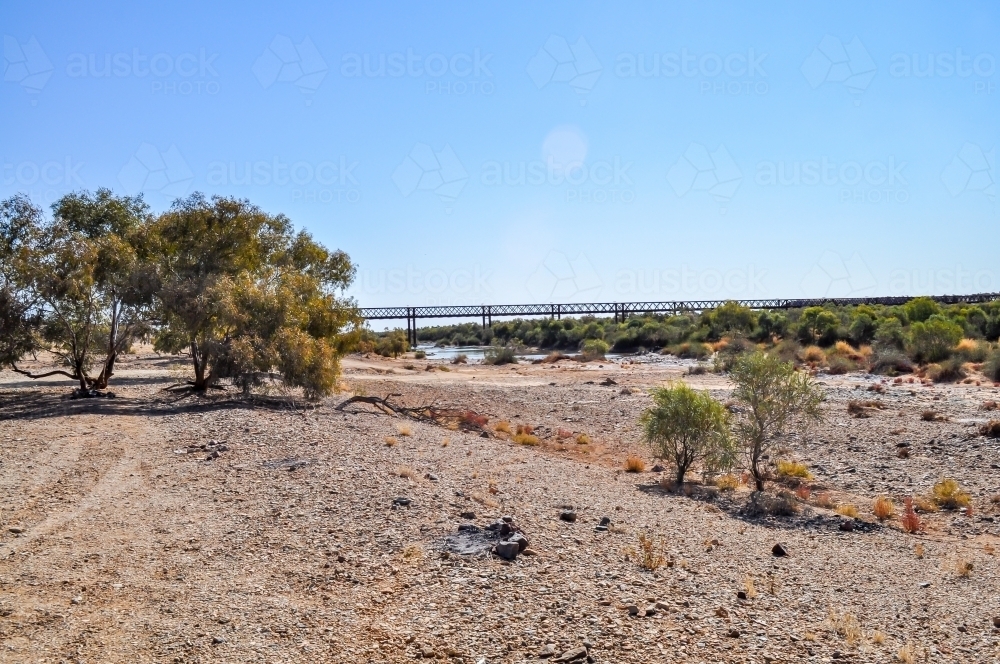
2,1,997,310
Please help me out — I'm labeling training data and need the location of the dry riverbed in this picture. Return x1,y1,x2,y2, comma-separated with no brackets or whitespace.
2,350,1000,663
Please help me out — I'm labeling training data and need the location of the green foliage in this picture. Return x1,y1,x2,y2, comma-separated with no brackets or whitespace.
848,312,878,346
729,351,824,491
0,190,156,390
908,316,963,363
874,317,906,350
796,307,840,346
706,301,756,338
153,193,358,399
982,349,1000,382
904,296,940,323
641,382,735,486
579,338,609,361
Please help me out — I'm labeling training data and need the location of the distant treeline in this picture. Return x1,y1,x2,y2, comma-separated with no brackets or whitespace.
400,299,1000,380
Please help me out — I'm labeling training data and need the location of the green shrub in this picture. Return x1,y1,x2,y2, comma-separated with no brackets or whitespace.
927,357,966,383
908,316,963,363
904,297,940,323
826,355,856,375
666,341,712,359
797,307,840,346
984,350,1000,382
868,348,914,375
484,344,518,365
641,382,735,487
413,350,426,359
580,338,610,361
874,317,906,350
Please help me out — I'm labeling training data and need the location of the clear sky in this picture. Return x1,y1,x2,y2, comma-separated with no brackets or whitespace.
2,1,997,309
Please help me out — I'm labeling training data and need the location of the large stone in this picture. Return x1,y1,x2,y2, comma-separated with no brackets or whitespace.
508,533,529,552
771,543,788,557
553,646,588,662
559,510,577,523
494,541,519,560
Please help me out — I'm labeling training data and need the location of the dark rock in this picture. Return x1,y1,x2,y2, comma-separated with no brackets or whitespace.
644,605,657,616
600,377,617,386
771,543,788,557
501,515,514,523
626,604,640,616
479,431,489,438
599,516,611,526
594,525,608,532
919,581,931,588
727,628,741,638
8,527,24,534
651,464,665,472
508,532,529,552
737,590,748,600
457,524,480,533
425,473,439,481
494,540,519,560
993,616,1000,628
459,511,476,520
212,636,226,645
839,520,855,532
559,510,577,523
553,646,588,662
392,497,412,507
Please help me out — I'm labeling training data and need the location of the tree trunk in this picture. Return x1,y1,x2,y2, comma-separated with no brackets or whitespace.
675,465,686,489
191,341,210,391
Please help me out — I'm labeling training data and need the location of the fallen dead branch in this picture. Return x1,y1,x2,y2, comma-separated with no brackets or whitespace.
335,393,492,434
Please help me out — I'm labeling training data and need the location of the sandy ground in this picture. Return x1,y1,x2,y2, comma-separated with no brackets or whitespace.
2,350,1000,663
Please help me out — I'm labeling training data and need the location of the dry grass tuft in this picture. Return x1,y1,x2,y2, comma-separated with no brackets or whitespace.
624,455,646,473
914,543,924,558
715,474,739,491
743,575,757,599
836,504,859,518
397,466,418,481
441,438,450,447
920,410,946,422
397,423,413,437
800,345,825,364
401,543,424,561
493,420,512,434
630,533,667,571
957,559,974,578
913,495,939,513
795,484,812,500
471,492,500,509
873,495,895,521
901,497,922,533
556,428,573,439
814,492,836,509
872,630,887,645
384,436,398,447
828,609,862,646
776,460,811,479
932,478,971,509
513,433,540,446
897,644,915,664
575,433,591,445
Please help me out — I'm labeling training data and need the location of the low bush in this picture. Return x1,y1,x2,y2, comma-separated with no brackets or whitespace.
624,455,646,473
835,504,859,518
900,497,922,533
868,349,915,375
744,490,799,517
980,420,1000,438
484,344,518,365
715,474,739,491
513,433,539,446
873,495,894,520
666,341,712,359
800,345,826,364
775,460,811,479
494,420,512,434
580,338,610,361
413,350,426,359
932,478,971,509
984,350,1000,382
451,353,468,364
826,355,856,374
575,433,591,445
926,357,966,383
955,338,989,362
